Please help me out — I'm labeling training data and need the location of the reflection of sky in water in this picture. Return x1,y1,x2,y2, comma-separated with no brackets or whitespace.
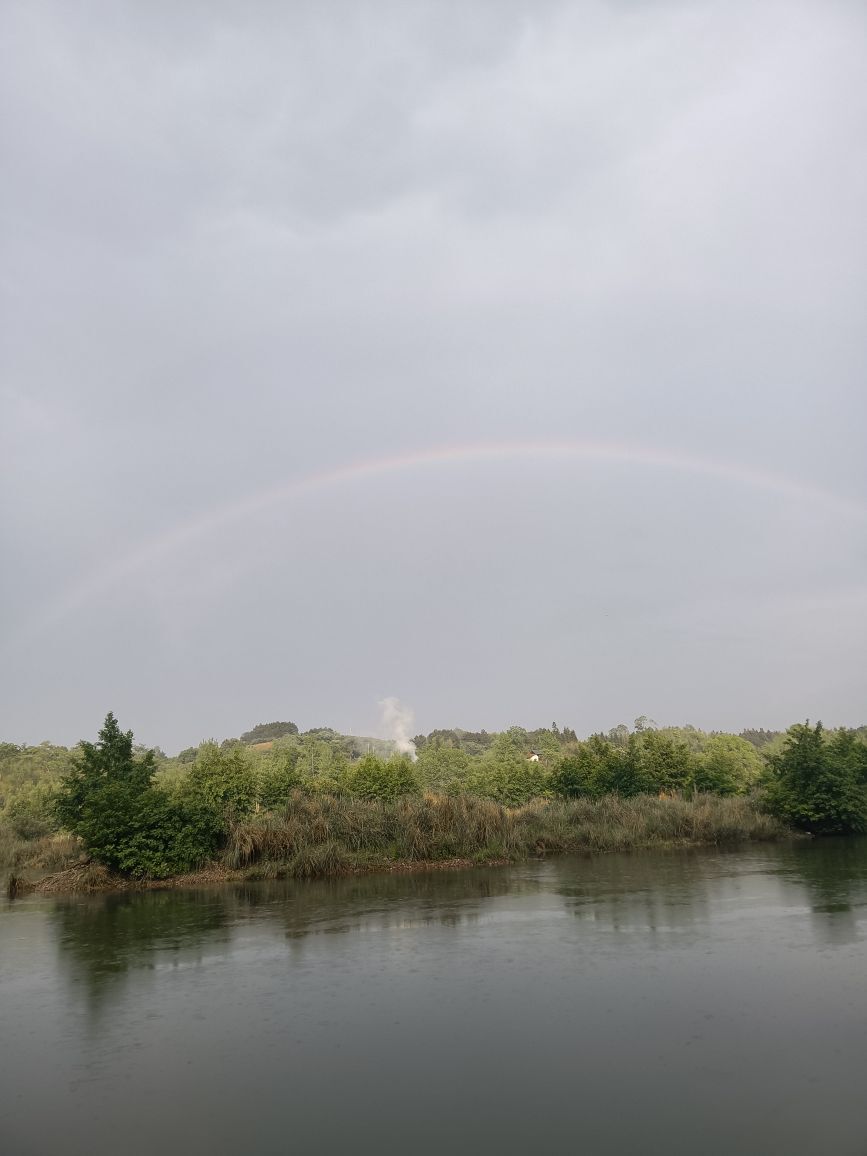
2,839,866,1156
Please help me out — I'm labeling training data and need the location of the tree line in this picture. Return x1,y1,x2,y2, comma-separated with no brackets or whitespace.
1,714,865,879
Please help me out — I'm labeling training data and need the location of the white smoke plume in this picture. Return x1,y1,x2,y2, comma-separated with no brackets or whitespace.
378,697,417,761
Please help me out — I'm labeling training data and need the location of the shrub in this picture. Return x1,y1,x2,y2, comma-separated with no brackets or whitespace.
3,781,60,839
344,754,419,802
764,722,867,835
415,744,470,794
695,735,763,795
186,742,257,822
465,755,548,806
257,750,303,809
550,747,602,799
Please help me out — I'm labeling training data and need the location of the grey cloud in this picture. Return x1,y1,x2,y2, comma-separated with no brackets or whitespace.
1,0,865,750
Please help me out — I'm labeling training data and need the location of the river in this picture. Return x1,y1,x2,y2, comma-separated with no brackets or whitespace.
2,839,866,1155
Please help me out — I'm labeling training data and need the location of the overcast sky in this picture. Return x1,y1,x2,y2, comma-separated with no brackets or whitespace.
2,0,865,752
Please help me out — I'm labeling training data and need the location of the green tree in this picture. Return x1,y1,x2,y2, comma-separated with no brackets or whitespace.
764,722,867,835
570,735,626,795
257,748,303,809
240,720,299,744
415,744,470,794
291,732,352,787
630,731,695,794
490,727,531,759
606,724,630,749
633,715,657,734
3,781,59,839
740,728,781,749
466,752,548,806
550,746,599,799
187,743,257,822
0,741,77,809
344,754,419,802
826,728,867,787
55,713,219,877
696,735,762,795
56,714,153,865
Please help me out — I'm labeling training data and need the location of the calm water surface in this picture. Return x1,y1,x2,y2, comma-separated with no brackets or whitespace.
2,839,866,1156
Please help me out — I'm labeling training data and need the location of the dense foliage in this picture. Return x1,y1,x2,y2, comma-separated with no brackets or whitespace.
3,713,865,879
239,721,299,744
54,714,221,877
763,722,867,834
343,754,419,801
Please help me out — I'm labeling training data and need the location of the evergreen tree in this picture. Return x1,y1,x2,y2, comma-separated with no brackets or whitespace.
550,746,600,798
764,722,867,835
56,713,153,869
56,713,219,877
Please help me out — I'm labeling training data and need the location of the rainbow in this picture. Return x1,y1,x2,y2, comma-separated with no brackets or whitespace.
10,438,866,646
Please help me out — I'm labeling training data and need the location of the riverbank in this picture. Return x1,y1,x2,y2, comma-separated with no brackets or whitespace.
24,854,519,895
5,792,788,896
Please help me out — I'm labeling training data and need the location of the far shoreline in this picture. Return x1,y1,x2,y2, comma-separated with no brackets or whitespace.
12,829,798,898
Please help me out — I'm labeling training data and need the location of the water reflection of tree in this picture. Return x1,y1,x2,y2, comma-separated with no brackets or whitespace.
250,867,536,941
51,868,535,1016
547,840,867,949
51,890,231,1019
550,848,719,942
781,837,867,947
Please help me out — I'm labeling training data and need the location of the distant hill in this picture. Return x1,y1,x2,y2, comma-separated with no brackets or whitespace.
232,723,396,761
239,721,299,744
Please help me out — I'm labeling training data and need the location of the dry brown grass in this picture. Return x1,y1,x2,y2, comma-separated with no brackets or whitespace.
0,826,81,872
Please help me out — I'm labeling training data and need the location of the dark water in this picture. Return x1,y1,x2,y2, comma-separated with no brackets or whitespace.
2,840,866,1156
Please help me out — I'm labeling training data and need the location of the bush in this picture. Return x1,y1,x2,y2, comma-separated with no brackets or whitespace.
343,754,419,802
695,735,763,795
113,792,221,877
550,747,602,799
621,732,697,795
186,742,257,822
257,750,304,809
3,782,60,839
415,744,470,794
465,755,548,806
764,722,867,835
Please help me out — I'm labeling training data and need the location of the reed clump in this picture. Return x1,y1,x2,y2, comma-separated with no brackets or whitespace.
0,826,81,873
223,791,785,878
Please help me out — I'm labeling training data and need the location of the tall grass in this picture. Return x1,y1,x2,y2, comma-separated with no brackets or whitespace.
224,791,784,878
12,794,785,892
0,824,81,872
